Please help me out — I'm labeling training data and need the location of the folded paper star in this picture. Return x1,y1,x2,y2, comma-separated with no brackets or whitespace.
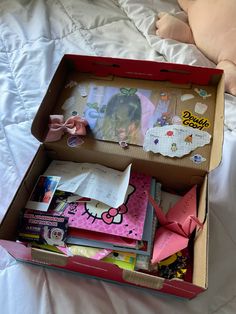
148,185,203,264
45,115,88,142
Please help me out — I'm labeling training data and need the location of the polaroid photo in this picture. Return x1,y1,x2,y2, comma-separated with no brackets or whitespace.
26,175,61,212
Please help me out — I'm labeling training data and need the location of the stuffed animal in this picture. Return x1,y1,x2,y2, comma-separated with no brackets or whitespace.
156,0,236,96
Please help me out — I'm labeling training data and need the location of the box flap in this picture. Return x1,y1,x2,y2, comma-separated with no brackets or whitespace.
31,57,69,143
209,75,225,171
31,54,224,175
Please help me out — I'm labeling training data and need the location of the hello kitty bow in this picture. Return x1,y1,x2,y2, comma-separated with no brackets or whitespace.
101,204,128,224
45,115,88,142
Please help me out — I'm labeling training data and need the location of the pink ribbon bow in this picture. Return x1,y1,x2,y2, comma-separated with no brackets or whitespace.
45,115,88,142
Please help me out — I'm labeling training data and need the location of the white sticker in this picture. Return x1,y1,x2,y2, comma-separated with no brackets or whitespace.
171,115,182,125
194,88,211,99
181,94,194,102
190,154,206,164
194,102,208,115
61,96,76,111
77,84,88,97
143,125,211,158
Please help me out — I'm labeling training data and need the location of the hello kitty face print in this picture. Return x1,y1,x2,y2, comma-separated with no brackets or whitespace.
62,172,152,240
84,185,134,225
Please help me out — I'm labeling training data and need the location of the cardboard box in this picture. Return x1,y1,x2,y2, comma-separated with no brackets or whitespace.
0,55,224,299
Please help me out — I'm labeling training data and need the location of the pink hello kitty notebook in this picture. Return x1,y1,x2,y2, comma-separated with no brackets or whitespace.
62,172,152,240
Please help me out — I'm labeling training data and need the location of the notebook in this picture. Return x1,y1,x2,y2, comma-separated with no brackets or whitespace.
66,179,159,256
62,172,152,240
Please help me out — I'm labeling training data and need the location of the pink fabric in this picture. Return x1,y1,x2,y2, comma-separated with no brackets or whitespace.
45,115,88,142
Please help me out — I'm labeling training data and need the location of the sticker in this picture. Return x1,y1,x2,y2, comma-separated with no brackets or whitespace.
155,112,172,127
184,134,192,144
67,135,84,147
119,141,129,149
65,80,78,89
194,88,211,99
171,115,182,125
194,102,208,115
190,154,206,164
182,110,210,130
166,130,174,137
171,143,177,152
181,94,194,102
61,96,76,111
77,84,88,97
151,92,172,127
143,125,211,158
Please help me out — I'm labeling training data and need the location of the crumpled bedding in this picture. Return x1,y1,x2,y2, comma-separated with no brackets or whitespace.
1,1,236,313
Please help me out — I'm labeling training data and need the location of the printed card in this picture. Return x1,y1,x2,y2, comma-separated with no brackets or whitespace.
18,210,68,246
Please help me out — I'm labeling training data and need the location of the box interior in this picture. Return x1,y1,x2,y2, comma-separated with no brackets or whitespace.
0,144,208,289
0,55,224,293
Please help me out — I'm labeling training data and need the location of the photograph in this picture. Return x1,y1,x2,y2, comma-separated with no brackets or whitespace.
26,175,61,211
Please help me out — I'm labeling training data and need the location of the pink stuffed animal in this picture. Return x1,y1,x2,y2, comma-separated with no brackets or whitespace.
156,0,236,96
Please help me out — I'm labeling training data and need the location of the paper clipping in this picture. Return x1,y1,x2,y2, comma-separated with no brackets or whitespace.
143,125,211,158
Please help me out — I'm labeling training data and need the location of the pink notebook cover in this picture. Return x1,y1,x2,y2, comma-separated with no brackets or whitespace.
68,228,138,248
63,172,151,240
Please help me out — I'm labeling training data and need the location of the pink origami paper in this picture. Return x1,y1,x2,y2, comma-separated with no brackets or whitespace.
148,185,203,264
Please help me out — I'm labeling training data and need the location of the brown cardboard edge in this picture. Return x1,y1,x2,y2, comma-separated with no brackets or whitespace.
31,57,69,142
0,145,49,239
45,139,207,191
31,54,224,176
209,74,224,171
192,176,208,289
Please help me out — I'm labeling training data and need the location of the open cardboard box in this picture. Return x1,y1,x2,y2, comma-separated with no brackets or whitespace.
0,55,224,299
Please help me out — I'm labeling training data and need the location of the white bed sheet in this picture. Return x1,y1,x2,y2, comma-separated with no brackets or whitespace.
1,1,236,313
